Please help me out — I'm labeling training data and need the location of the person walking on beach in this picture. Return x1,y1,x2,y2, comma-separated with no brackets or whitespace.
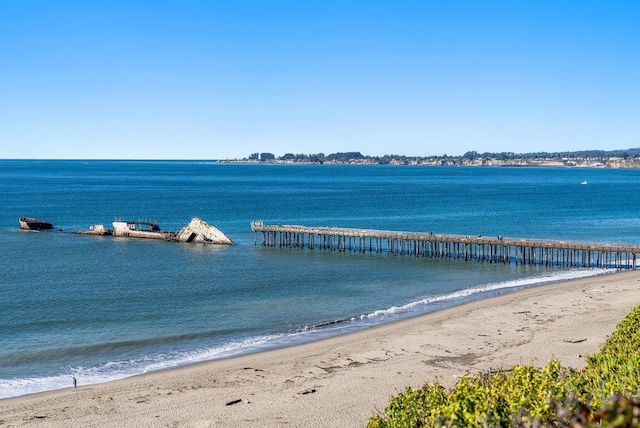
72,375,77,392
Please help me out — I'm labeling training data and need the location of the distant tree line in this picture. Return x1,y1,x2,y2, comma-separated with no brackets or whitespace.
248,151,368,163
460,149,639,160
240,148,640,164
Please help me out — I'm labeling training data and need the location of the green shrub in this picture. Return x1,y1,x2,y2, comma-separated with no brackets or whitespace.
568,305,640,409
368,305,640,427
368,383,447,428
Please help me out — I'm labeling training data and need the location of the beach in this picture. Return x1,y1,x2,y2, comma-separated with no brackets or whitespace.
2,270,638,427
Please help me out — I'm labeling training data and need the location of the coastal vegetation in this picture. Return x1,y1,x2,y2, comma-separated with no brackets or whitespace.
368,305,640,427
222,148,640,168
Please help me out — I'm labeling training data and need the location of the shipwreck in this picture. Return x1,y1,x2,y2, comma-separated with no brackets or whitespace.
19,217,54,231
80,217,234,245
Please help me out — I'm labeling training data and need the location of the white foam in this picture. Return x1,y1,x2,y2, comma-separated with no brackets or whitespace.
359,268,612,321
0,268,613,400
0,333,289,399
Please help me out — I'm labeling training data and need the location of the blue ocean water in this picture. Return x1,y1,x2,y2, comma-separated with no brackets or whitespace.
1,161,639,399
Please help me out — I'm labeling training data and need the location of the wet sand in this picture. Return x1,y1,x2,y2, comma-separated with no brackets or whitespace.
2,271,639,427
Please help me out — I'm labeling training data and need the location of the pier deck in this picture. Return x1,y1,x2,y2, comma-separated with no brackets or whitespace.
251,221,640,270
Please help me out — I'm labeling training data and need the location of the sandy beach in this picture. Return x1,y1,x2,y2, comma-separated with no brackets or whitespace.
2,270,639,427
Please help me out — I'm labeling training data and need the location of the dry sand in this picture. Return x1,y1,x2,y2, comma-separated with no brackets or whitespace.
2,270,639,427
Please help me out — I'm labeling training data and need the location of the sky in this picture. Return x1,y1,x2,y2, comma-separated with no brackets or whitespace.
1,1,638,159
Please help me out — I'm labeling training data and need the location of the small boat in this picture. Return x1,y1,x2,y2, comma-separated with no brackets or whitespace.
581,180,588,185
19,217,54,231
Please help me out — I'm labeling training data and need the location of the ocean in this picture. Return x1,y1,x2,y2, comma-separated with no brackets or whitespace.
2,160,639,399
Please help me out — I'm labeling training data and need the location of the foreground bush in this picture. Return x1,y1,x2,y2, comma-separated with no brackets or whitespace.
368,305,640,427
570,305,640,410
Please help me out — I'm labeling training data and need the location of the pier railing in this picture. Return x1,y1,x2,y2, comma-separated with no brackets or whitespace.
250,221,640,270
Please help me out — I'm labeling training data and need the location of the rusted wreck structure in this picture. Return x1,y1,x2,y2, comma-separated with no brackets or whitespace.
83,217,234,245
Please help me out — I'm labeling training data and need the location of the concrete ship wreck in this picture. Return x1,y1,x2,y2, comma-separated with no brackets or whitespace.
80,217,234,245
19,217,54,231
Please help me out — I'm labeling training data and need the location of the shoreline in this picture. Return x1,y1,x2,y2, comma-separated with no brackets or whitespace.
2,270,639,427
0,269,610,401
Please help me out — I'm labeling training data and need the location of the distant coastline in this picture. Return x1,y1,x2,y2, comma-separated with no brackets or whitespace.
219,148,640,168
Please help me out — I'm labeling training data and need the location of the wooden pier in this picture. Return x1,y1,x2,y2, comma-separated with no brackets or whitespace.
251,221,640,270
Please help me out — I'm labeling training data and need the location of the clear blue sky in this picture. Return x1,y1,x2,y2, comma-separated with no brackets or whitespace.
1,1,638,159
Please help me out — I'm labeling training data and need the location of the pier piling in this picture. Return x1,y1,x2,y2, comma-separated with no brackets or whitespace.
250,221,640,270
